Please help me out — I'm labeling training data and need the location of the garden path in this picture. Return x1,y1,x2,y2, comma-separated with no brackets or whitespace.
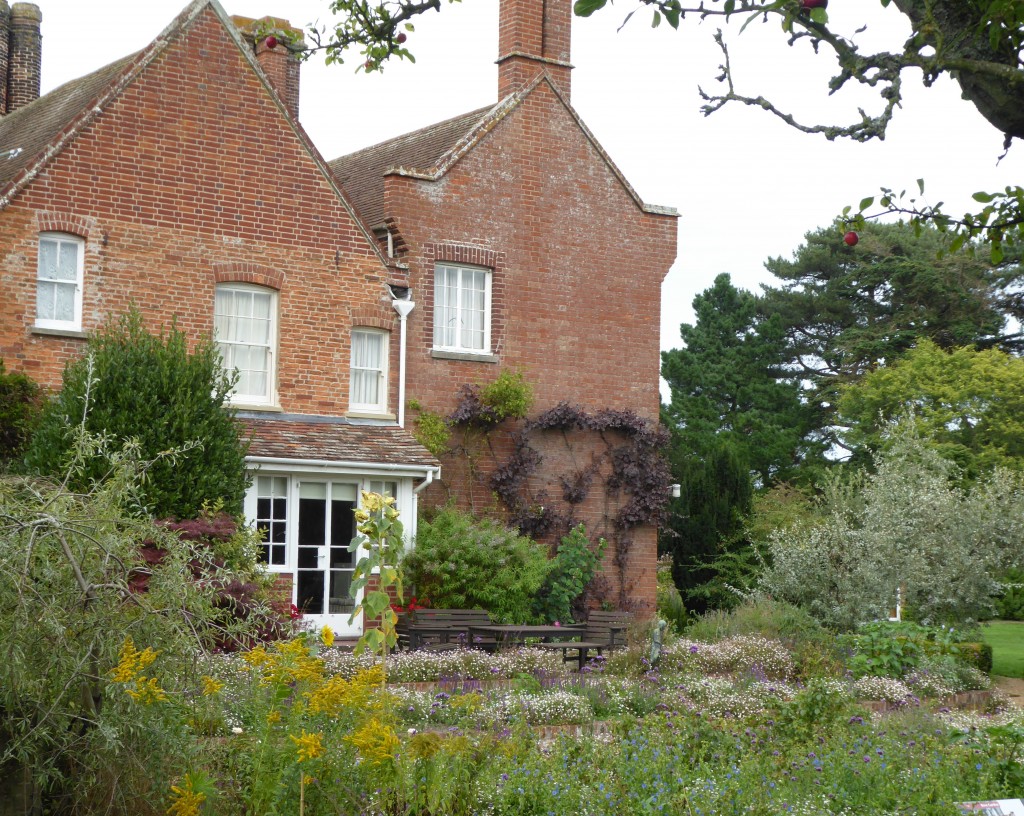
992,675,1024,707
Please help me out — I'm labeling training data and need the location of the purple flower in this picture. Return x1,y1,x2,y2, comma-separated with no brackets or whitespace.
863,756,871,763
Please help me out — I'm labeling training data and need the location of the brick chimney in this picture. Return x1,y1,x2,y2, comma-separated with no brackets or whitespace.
497,0,573,99
232,15,304,121
0,2,10,115
1,2,41,115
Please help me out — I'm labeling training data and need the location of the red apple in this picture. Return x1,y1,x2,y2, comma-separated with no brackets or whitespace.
396,32,407,44
844,230,859,246
264,35,278,49
801,0,827,8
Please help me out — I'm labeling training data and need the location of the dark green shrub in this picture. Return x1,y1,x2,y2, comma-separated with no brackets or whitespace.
24,310,249,520
534,524,605,623
0,360,43,470
404,507,552,623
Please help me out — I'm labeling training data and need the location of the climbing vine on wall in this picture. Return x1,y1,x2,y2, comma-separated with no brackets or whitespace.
412,373,672,609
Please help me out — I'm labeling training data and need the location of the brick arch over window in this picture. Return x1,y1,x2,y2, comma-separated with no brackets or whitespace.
423,243,506,356
35,212,94,238
349,304,396,332
213,262,284,291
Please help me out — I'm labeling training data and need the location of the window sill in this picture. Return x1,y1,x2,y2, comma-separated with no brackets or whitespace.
431,349,499,364
229,402,283,412
346,411,397,421
32,326,87,339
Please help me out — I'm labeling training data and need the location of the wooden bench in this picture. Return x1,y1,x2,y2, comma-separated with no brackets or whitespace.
533,610,632,671
396,608,496,651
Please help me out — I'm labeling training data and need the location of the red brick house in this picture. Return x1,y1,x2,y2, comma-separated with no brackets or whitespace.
0,0,438,637
0,0,676,623
330,0,677,611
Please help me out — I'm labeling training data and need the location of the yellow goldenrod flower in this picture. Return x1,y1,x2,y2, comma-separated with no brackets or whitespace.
110,637,158,683
289,730,325,763
241,645,272,668
320,626,335,648
167,774,206,816
126,676,168,705
200,676,223,696
266,710,281,724
346,717,399,765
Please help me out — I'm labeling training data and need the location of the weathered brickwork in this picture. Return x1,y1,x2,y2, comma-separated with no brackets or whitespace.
390,77,677,612
0,7,400,417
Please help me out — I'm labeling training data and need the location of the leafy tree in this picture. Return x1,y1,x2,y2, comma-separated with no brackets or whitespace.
0,430,264,810
293,0,1024,252
762,221,1017,449
761,423,1024,630
838,340,1024,476
24,310,249,520
662,273,821,487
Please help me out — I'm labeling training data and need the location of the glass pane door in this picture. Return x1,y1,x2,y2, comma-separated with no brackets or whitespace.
295,481,359,634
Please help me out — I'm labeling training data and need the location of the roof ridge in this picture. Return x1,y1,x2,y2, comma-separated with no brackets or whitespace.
332,104,495,165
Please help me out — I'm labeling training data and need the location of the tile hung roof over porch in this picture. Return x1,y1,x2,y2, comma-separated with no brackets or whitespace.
242,414,439,471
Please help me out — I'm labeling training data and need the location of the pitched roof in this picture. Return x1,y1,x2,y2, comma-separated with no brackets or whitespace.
243,414,439,471
0,54,137,190
0,0,397,259
328,73,677,226
328,106,492,229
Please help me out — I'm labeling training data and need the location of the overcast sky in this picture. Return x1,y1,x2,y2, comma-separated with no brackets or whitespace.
35,0,1024,361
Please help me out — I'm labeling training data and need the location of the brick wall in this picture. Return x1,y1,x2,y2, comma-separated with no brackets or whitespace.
389,79,677,612
0,6,397,417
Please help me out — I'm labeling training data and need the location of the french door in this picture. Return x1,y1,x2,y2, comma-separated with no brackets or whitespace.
294,481,360,635
253,475,401,637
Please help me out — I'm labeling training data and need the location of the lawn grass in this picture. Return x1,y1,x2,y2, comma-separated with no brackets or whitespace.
981,620,1024,678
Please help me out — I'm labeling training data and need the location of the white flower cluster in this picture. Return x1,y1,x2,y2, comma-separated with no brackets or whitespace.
318,647,565,682
660,636,795,680
484,690,593,725
851,675,914,704
673,676,796,718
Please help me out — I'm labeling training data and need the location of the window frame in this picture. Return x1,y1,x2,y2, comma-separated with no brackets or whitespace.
349,327,389,415
432,262,492,355
35,232,84,331
214,283,279,407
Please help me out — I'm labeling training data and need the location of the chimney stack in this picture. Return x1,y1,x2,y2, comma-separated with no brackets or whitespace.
232,15,304,121
497,0,573,99
0,2,41,115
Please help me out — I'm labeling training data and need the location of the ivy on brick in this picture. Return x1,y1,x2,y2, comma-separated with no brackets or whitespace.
445,395,672,608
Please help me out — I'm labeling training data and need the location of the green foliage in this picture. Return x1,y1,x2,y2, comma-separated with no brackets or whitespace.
762,426,1024,630
842,623,926,679
655,555,688,634
0,359,42,470
348,492,406,663
534,524,605,624
479,369,533,422
404,507,552,623
840,341,1024,478
659,437,753,615
24,310,249,520
408,400,451,457
995,569,1024,621
0,428,265,810
762,221,1016,449
662,273,822,486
